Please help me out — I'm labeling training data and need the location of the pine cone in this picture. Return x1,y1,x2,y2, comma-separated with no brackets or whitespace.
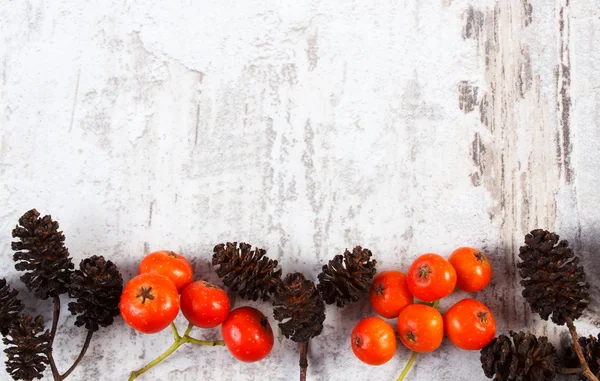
212,242,282,301
11,209,74,300
317,246,377,307
563,333,600,380
273,273,325,342
2,314,50,381
0,279,24,337
517,229,590,325
68,255,124,332
480,331,558,381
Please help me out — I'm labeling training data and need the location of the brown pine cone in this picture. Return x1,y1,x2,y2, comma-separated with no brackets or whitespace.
480,331,558,381
68,255,124,332
317,246,377,307
273,272,326,343
11,209,74,300
0,279,24,337
212,242,282,301
518,229,590,325
2,314,50,381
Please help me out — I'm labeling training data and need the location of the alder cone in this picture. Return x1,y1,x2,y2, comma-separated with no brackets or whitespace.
518,229,590,325
212,242,282,301
317,246,377,308
480,331,558,381
273,273,325,343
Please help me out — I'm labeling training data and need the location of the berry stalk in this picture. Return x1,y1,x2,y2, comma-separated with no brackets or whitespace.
396,351,418,381
128,323,225,381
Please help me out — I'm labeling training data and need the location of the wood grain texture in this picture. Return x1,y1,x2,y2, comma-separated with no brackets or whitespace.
0,0,598,380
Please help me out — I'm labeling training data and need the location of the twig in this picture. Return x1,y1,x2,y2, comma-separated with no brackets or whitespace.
49,296,61,345
47,296,62,381
60,329,94,379
299,341,309,381
561,367,584,375
565,317,599,381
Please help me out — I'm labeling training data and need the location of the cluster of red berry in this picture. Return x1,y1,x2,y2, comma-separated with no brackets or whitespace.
118,251,274,379
351,247,496,371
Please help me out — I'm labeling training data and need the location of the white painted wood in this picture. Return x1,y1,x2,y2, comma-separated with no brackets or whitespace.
0,0,598,380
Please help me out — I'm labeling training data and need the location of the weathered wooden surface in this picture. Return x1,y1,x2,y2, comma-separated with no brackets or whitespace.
1,0,599,380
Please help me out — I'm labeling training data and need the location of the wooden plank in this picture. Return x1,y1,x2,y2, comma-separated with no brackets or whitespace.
0,0,598,379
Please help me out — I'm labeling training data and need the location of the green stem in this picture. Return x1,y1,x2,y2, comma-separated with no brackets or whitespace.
128,324,225,381
415,300,440,308
415,301,431,306
185,336,226,346
170,322,181,340
396,351,418,381
128,337,185,381
395,300,438,381
183,323,194,337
